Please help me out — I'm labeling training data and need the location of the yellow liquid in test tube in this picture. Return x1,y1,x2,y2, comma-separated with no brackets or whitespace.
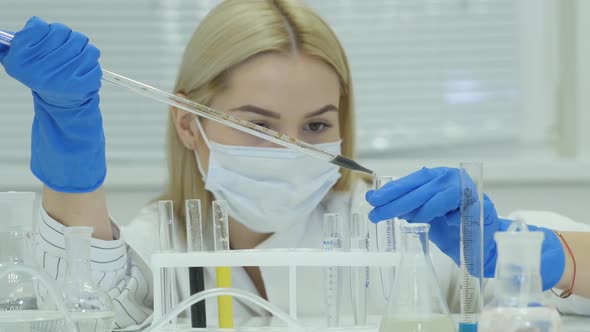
212,201,234,328
216,266,233,328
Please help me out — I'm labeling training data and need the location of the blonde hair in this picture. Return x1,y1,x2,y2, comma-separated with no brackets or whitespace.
161,0,364,224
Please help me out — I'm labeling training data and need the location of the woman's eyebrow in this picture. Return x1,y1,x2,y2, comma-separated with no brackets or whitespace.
229,105,281,119
304,104,338,118
229,104,338,119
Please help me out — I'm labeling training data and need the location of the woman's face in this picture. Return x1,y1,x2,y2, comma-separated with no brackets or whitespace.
179,52,342,172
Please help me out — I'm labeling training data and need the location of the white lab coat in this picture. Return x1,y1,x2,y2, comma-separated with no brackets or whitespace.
35,179,590,331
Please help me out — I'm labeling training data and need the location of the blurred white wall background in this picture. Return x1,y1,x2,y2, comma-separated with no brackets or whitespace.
0,0,588,224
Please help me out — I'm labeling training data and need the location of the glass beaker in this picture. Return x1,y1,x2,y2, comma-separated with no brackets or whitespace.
0,192,65,332
478,222,562,332
62,227,115,332
380,223,455,332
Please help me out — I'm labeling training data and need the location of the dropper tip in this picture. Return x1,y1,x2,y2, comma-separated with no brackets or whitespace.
331,155,375,176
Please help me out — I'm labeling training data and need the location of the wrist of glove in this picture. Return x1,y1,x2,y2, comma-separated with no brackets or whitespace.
1,17,106,193
525,224,566,291
31,93,106,193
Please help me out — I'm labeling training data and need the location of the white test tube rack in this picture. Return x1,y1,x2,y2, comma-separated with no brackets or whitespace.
151,250,396,324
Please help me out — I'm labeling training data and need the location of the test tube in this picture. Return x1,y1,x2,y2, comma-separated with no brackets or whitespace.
373,176,397,301
186,199,204,252
158,200,178,327
212,200,234,329
350,212,369,326
323,213,344,328
213,200,230,252
459,162,484,332
185,199,206,328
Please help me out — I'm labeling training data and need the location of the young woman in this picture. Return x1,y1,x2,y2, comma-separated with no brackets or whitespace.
1,0,589,330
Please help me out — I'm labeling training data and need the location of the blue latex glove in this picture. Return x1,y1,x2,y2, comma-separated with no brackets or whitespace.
366,167,565,290
0,17,105,193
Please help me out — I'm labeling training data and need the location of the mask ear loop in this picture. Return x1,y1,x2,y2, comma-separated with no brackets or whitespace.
194,117,210,181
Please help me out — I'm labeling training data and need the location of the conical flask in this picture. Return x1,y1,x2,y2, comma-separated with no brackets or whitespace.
478,221,562,332
380,223,455,332
0,192,65,332
62,227,115,332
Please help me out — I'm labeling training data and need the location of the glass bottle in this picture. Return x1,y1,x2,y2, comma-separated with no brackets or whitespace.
478,222,562,332
380,223,455,332
0,192,64,332
62,227,115,332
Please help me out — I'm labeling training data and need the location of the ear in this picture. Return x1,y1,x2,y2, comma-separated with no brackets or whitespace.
170,93,201,150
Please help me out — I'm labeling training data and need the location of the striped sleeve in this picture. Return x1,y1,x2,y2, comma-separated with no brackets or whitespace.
35,208,154,331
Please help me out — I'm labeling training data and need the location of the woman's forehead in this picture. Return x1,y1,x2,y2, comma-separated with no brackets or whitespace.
214,53,341,116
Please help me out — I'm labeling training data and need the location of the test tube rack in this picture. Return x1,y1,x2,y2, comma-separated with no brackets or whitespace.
151,249,396,325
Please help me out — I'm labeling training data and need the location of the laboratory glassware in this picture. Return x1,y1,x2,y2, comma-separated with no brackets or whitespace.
0,192,36,311
0,32,374,177
459,162,484,332
373,175,397,301
323,213,344,328
350,212,369,326
158,200,178,328
380,223,455,332
213,200,234,328
0,192,64,332
185,199,206,328
62,227,115,332
478,221,562,332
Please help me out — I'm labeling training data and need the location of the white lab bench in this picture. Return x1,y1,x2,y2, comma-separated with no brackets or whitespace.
150,250,590,332
140,315,590,331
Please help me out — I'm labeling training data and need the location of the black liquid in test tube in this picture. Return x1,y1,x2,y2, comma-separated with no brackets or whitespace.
185,199,207,328
190,266,206,327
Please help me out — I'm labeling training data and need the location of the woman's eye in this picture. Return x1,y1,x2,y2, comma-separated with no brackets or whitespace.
305,121,331,132
251,121,270,129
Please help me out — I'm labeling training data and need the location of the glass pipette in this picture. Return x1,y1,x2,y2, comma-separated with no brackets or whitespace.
0,31,374,176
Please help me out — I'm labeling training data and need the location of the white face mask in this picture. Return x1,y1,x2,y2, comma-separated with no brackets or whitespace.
194,119,342,233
